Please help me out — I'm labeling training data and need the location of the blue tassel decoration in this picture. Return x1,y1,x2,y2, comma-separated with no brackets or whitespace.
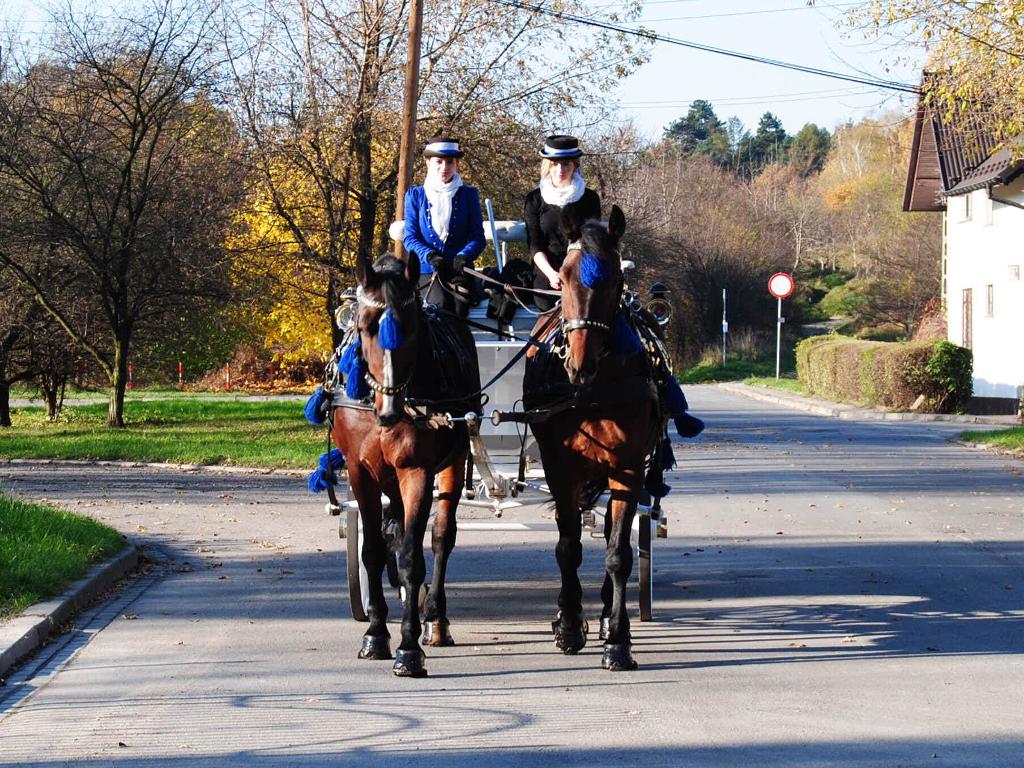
346,356,369,399
611,314,642,358
378,308,402,350
645,477,672,499
338,338,361,377
660,439,676,471
580,252,612,288
307,449,346,494
664,376,688,416
303,386,327,425
674,412,705,439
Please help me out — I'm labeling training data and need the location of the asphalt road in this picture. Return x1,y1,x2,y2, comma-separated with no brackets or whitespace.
1,385,1022,767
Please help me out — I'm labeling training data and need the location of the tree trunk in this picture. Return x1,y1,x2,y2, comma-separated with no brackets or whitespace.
108,334,129,427
0,381,11,428
44,383,60,421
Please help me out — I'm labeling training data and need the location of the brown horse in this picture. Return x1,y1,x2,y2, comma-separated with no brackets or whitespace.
330,251,480,677
524,205,661,671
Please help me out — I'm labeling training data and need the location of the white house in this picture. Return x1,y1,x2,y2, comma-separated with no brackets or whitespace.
904,88,1024,415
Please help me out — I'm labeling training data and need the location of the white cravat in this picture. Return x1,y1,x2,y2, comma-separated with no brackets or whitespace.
423,169,463,242
539,168,585,207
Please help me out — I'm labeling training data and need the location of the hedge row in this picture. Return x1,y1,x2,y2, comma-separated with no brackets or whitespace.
795,336,972,414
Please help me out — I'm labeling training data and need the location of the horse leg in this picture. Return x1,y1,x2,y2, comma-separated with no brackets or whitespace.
392,468,432,677
602,473,641,671
350,469,392,660
600,504,613,641
423,455,465,647
550,475,588,654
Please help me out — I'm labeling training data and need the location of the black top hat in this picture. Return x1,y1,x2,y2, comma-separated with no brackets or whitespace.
423,136,464,158
540,134,583,159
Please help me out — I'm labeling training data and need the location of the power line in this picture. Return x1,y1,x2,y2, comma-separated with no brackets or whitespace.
642,2,861,23
489,0,921,95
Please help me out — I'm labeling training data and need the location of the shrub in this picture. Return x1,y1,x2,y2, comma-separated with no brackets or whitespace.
796,336,972,413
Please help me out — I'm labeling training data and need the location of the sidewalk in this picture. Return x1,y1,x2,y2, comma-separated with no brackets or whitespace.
717,381,1021,427
0,544,140,681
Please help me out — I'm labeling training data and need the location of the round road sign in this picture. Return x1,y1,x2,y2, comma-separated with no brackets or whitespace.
768,272,794,299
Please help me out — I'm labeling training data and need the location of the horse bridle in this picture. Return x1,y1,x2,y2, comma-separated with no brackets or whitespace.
356,285,417,398
559,241,620,340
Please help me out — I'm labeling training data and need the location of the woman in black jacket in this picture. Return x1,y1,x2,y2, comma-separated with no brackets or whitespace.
523,135,601,312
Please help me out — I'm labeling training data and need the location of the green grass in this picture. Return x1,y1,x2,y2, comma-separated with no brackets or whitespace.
743,376,804,393
0,493,126,619
1,398,324,468
960,427,1024,451
679,360,783,383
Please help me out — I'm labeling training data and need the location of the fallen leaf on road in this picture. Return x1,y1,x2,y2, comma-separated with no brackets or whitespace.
118,742,128,748
175,640,185,646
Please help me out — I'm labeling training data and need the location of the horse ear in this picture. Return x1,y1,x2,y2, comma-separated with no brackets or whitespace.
607,205,626,240
356,248,374,287
404,252,420,284
560,205,582,242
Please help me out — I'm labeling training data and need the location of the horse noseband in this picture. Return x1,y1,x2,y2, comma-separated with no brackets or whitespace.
364,370,411,396
561,317,612,334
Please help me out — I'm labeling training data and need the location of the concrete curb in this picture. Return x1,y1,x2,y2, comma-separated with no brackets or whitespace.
1,458,308,477
717,382,1021,426
0,544,140,681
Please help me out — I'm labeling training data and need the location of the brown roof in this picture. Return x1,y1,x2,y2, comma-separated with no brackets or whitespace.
944,137,1024,196
903,73,1006,210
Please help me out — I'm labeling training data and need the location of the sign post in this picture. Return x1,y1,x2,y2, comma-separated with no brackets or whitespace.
768,272,795,379
721,288,728,365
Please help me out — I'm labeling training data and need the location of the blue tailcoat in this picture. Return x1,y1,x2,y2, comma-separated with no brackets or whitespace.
403,185,487,274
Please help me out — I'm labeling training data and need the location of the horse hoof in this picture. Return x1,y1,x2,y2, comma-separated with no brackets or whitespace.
392,649,428,678
552,615,588,655
598,617,611,641
602,643,638,671
358,635,392,660
422,620,455,647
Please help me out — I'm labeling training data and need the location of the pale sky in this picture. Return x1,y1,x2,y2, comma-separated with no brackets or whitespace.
3,0,925,140
612,0,924,139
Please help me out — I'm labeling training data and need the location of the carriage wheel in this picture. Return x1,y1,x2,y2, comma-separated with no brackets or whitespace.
638,511,653,622
346,504,369,622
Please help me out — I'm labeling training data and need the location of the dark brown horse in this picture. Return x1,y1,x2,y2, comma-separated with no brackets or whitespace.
524,205,661,671
330,251,480,677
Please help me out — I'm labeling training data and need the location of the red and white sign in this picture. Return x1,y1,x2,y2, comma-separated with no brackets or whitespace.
768,272,794,299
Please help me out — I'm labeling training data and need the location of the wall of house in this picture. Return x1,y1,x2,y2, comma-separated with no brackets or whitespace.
945,177,1024,404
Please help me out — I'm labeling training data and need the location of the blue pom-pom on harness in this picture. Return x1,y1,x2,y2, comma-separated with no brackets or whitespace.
338,338,361,377
307,448,345,494
610,313,642,358
580,252,612,288
378,307,402,350
345,356,369,399
304,386,328,425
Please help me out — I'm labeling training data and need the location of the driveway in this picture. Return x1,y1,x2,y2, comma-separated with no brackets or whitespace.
1,385,1022,767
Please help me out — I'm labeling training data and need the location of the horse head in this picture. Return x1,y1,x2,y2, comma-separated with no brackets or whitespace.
355,250,420,427
558,204,626,386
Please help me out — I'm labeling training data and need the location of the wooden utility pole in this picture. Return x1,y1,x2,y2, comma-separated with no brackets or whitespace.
394,0,424,257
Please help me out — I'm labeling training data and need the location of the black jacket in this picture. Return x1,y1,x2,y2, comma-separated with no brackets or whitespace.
524,187,602,269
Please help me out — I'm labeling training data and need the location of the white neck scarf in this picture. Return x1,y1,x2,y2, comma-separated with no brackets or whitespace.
540,168,585,207
423,169,463,243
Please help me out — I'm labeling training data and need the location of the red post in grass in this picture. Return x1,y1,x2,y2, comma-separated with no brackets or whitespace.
127,363,134,390
225,364,232,392
178,361,184,388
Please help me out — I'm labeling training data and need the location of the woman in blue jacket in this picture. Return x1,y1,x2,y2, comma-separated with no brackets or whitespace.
403,136,486,316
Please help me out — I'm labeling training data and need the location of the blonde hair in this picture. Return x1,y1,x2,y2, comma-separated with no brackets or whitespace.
540,157,580,181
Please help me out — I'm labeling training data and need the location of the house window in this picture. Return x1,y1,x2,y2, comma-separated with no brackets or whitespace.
963,193,972,221
986,285,994,318
1010,265,1020,281
962,288,973,349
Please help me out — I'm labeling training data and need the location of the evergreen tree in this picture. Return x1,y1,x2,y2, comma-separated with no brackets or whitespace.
788,123,831,177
